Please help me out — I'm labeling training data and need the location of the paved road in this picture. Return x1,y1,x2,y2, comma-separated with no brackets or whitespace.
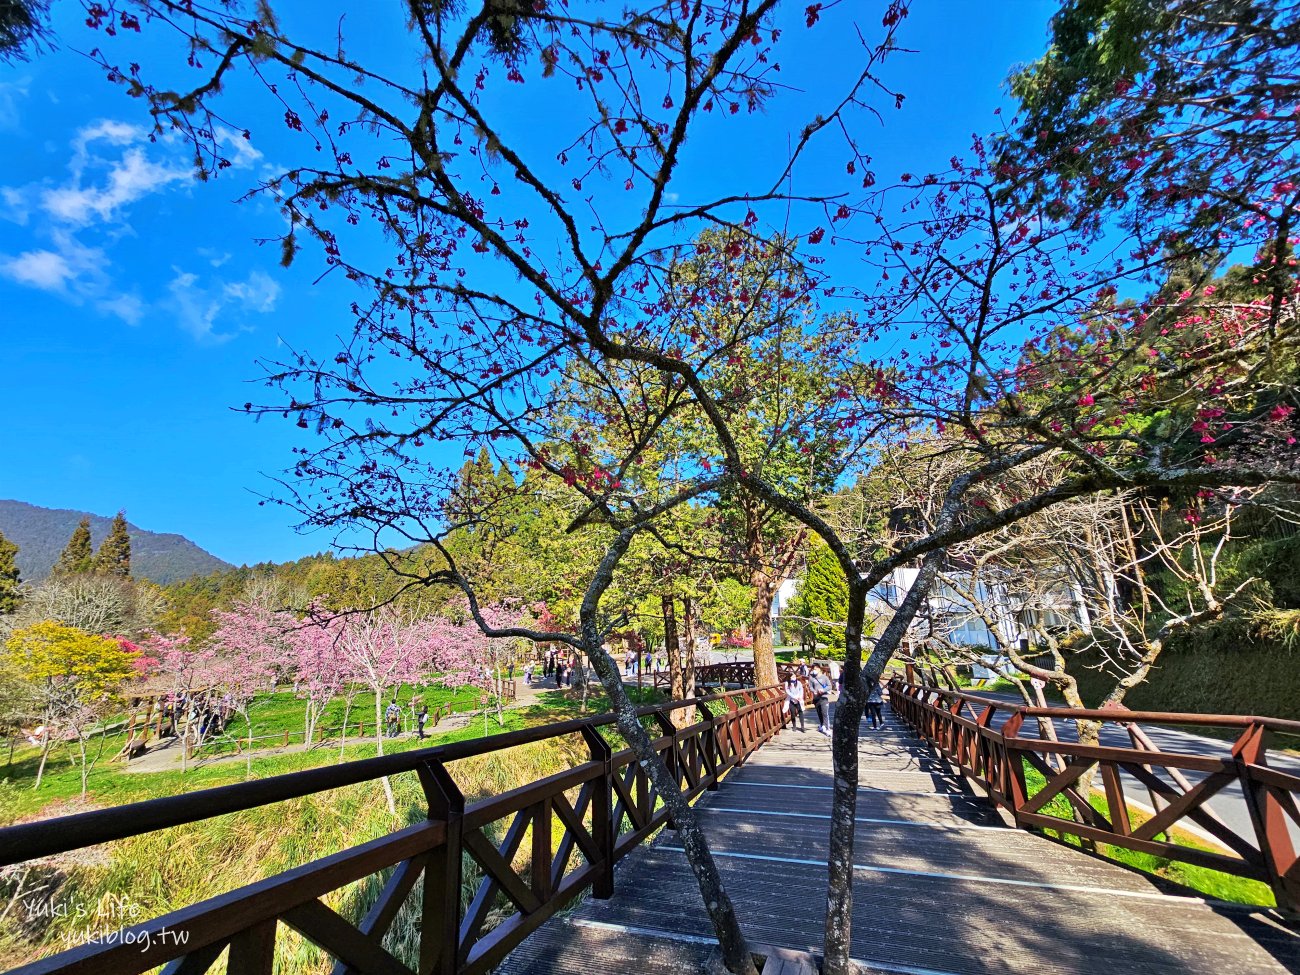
501,704,1299,975
938,688,1300,848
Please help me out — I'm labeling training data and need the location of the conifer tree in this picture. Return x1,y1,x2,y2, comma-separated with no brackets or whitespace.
0,530,21,614
52,517,94,577
93,511,132,579
795,541,849,655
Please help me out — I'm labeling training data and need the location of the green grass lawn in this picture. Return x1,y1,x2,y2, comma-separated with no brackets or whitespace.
1021,760,1275,907
1,680,551,824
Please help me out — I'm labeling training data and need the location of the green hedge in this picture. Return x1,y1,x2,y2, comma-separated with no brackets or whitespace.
1071,620,1299,720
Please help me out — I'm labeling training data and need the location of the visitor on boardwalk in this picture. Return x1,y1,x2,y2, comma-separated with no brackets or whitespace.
385,700,401,738
866,681,884,729
417,704,429,739
784,673,806,732
810,666,832,736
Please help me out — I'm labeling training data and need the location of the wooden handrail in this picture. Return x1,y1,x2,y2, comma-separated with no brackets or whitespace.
903,682,1300,735
0,684,792,975
0,686,770,868
887,677,1300,913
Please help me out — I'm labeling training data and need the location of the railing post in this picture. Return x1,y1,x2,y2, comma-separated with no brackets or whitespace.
580,723,615,899
1232,722,1300,913
696,700,720,791
652,710,680,829
1000,712,1028,819
418,758,464,975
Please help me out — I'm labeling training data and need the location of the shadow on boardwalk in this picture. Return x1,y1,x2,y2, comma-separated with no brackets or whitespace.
499,707,1300,975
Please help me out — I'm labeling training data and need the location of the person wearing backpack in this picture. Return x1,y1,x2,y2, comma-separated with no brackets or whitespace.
385,700,402,738
810,665,832,736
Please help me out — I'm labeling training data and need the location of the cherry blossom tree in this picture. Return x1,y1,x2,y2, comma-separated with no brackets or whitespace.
80,2,1300,971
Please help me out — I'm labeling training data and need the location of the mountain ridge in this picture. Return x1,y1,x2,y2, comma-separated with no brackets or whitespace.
0,499,234,586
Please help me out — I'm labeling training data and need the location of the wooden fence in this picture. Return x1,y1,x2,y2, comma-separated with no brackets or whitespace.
0,685,786,975
888,677,1300,912
654,660,816,700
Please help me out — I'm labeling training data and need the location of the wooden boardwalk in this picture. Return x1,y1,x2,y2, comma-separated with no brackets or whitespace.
499,705,1300,975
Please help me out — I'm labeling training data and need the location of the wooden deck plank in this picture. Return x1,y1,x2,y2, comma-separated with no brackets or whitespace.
497,710,1300,975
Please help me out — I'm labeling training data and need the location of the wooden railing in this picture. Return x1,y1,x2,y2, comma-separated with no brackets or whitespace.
0,685,787,975
654,660,818,697
888,677,1300,912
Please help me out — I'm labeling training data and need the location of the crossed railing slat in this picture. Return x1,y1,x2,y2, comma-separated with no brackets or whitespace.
888,677,1300,912
2,686,789,975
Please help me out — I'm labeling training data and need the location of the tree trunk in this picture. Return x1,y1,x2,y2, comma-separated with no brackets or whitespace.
338,695,354,763
33,738,52,791
824,553,942,975
582,630,757,974
582,534,756,975
822,581,867,975
681,595,698,727
744,496,781,691
374,692,396,815
750,570,779,690
78,735,89,797
665,594,692,729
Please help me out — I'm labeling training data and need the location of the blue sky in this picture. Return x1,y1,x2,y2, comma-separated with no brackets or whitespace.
0,1,1057,567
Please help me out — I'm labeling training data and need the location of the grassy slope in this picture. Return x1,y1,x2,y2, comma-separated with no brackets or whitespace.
1021,761,1275,907
0,684,667,971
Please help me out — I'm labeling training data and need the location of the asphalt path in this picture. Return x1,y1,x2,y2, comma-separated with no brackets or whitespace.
929,688,1300,849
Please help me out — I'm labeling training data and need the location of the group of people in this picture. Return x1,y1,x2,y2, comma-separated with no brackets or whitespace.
783,664,835,735
622,651,665,676
782,664,887,735
524,648,581,688
384,700,432,739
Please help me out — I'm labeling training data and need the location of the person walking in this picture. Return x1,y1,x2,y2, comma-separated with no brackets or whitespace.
524,662,534,686
385,700,401,738
784,672,806,732
866,681,885,729
810,665,832,736
417,704,430,739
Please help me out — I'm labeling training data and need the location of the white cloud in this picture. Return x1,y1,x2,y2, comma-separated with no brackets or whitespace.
39,121,191,226
198,247,232,268
214,126,264,170
95,293,146,325
1,186,32,225
0,248,72,290
0,78,29,133
224,271,280,312
0,119,272,339
168,267,280,343
0,231,142,324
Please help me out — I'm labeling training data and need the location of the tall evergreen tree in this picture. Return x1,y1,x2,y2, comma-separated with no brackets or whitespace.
52,517,95,577
0,529,21,614
93,511,132,579
795,541,849,655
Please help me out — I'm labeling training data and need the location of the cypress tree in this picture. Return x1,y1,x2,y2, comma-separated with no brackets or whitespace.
53,517,95,576
93,511,132,578
0,529,21,614
800,541,849,654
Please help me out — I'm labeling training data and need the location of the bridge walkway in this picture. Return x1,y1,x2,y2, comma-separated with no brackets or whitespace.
499,705,1300,974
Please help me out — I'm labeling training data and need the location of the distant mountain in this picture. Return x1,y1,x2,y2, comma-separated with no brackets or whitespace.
0,500,233,586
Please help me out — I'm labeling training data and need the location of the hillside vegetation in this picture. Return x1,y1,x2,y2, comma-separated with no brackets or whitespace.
0,501,232,586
